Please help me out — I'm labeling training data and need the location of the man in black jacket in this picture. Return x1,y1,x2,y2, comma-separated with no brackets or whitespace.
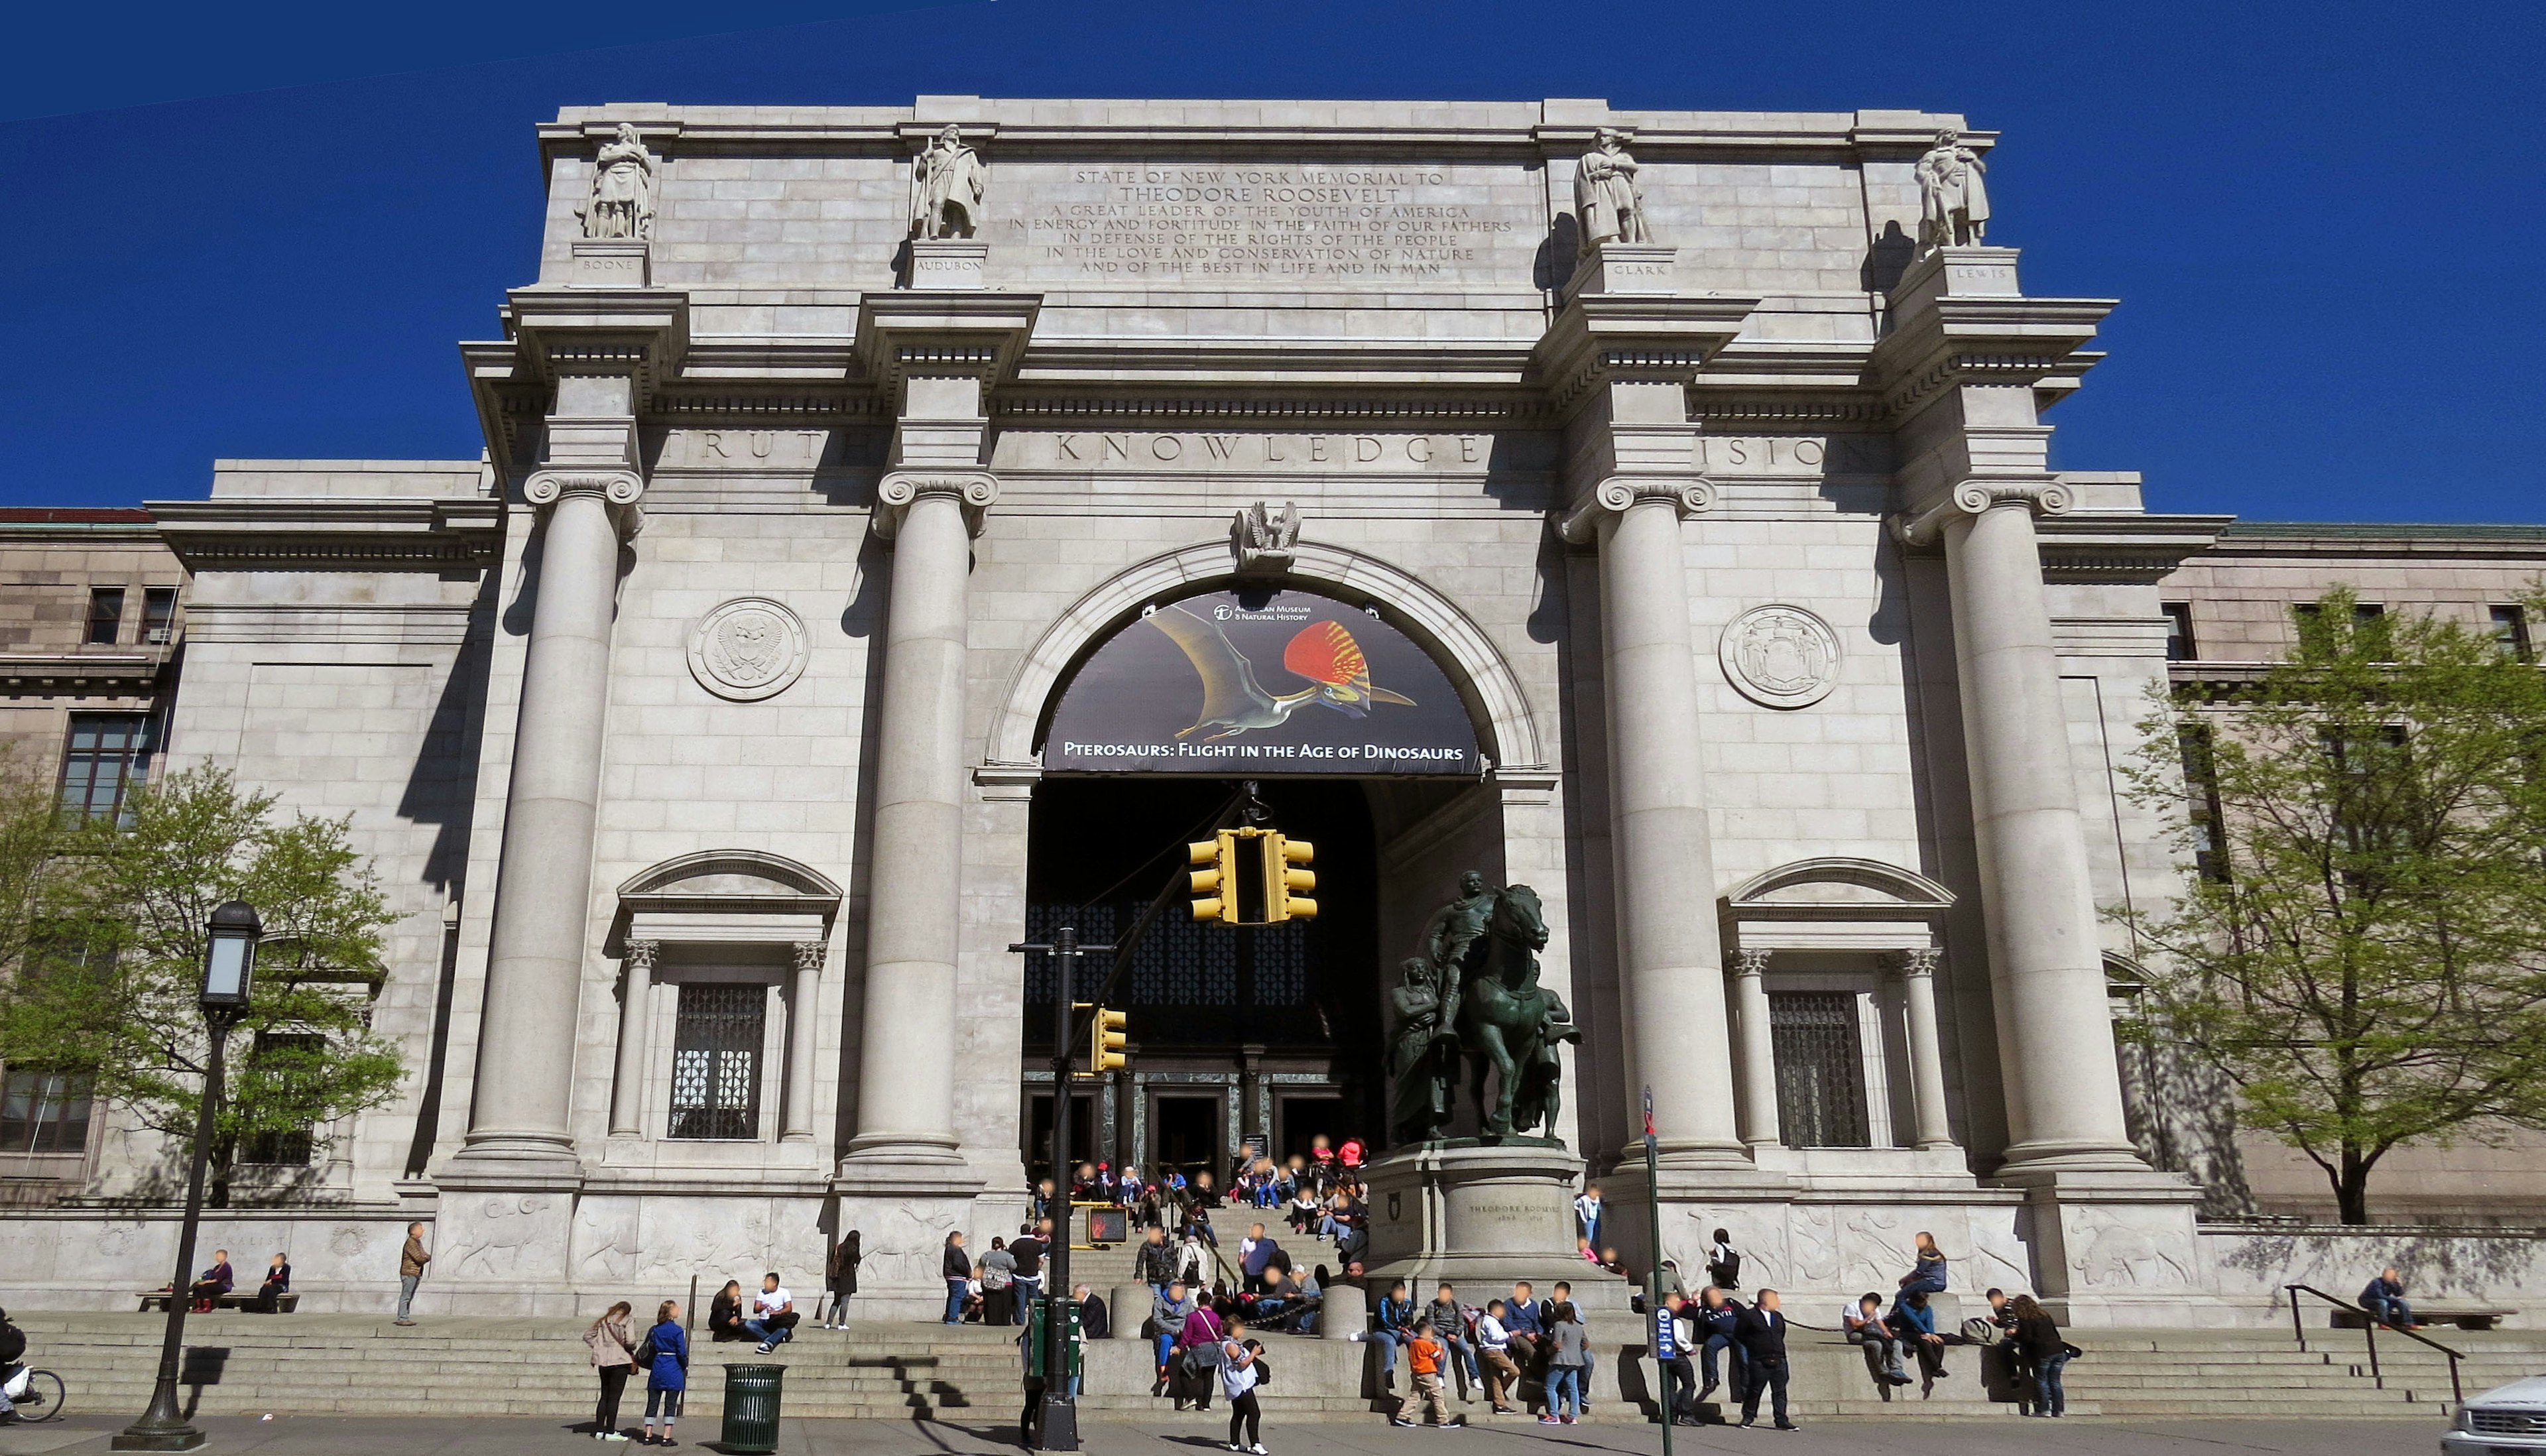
1734,1289,1798,1431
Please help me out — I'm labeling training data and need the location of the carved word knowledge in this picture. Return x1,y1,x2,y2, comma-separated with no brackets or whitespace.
1024,166,1518,279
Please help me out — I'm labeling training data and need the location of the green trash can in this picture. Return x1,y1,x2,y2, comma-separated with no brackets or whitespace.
721,1363,785,1454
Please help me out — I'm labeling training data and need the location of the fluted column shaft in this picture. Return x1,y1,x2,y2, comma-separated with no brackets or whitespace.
844,485,976,1166
608,940,658,1137
461,473,634,1177
1941,498,2137,1169
1596,491,1743,1160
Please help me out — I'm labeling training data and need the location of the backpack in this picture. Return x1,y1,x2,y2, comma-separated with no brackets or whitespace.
1961,1317,2002,1346
0,1319,23,1365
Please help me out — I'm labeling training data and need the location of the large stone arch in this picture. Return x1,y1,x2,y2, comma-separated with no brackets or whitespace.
981,540,1547,777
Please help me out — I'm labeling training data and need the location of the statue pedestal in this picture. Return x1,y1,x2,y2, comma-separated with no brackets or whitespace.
1361,1140,1630,1309
569,238,650,288
906,238,987,290
1888,244,2021,312
1564,242,1676,299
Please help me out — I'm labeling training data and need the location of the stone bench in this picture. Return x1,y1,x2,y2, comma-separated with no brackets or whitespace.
136,1290,299,1314
2330,1304,2510,1332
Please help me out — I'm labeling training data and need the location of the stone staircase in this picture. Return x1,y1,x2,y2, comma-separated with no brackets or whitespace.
9,1309,2513,1426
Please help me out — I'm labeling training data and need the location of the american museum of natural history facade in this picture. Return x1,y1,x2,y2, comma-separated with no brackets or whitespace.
5,95,2542,1325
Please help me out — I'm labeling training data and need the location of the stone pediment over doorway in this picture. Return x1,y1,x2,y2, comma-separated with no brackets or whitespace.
610,849,841,953
1719,856,1953,953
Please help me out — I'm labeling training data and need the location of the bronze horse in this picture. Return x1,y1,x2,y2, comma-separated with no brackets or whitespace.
1451,883,1576,1136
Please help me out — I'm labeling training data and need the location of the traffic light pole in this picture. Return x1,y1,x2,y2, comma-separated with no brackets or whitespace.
1038,925,1082,1451
1644,1085,1673,1456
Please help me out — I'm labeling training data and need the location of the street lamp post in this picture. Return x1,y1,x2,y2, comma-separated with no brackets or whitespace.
114,900,260,1453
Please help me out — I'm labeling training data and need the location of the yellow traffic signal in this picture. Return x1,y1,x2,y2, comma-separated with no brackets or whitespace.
1189,833,1236,922
1090,1006,1129,1072
1264,832,1317,922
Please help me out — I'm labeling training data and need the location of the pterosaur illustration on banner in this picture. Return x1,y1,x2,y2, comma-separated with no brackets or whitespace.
1148,605,1418,740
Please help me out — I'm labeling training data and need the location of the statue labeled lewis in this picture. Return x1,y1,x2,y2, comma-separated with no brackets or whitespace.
1389,871,1580,1144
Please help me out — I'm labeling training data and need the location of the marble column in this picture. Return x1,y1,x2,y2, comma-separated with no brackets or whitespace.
784,941,825,1142
1587,479,1744,1163
1888,947,1955,1150
841,472,995,1172
1729,949,1780,1149
455,452,642,1181
608,940,658,1137
1936,487,2139,1170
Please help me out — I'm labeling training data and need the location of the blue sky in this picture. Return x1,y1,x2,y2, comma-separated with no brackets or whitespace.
3,1,2540,520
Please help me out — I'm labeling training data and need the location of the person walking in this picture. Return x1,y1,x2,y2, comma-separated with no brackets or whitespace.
825,1231,861,1328
394,1222,430,1325
1222,1335,1268,1453
1174,1301,1229,1412
1537,1302,1587,1426
639,1300,688,1447
941,1231,971,1325
1136,1225,1179,1298
585,1301,640,1441
1734,1289,1797,1431
2008,1294,2072,1418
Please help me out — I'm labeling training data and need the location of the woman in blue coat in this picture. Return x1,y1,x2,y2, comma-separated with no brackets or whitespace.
640,1300,688,1447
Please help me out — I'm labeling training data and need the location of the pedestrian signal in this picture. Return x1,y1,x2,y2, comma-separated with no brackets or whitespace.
1091,1005,1129,1072
1264,833,1316,922
1189,834,1237,922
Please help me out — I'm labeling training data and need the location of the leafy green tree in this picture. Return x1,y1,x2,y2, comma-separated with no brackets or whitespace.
0,765,404,1205
2123,589,2546,1223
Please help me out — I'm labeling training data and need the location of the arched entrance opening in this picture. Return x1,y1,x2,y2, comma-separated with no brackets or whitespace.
1014,574,1523,1187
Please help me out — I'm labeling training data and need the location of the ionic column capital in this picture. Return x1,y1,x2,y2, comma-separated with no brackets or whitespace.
525,468,646,540
1890,477,2072,550
1557,473,1716,545
1885,947,1943,979
874,470,999,542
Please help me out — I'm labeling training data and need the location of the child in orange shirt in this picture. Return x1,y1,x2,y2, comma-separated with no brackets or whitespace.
1389,1318,1465,1428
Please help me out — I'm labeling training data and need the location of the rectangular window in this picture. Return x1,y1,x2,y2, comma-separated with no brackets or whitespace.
2160,603,2195,662
85,587,125,645
2178,724,2231,882
239,1033,322,1166
56,713,157,827
668,983,764,1140
1,1068,94,1155
141,588,178,646
2493,605,2531,662
1768,991,1871,1148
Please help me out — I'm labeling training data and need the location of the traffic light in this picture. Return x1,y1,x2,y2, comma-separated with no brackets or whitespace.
1264,832,1317,922
1090,1005,1129,1072
1189,833,1237,922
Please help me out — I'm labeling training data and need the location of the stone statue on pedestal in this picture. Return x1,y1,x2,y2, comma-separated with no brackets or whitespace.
1389,873,1582,1141
909,125,987,240
578,123,658,241
1916,129,1991,251
1573,128,1650,253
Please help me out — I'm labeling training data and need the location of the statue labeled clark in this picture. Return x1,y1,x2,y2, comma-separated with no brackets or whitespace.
1390,871,1579,1143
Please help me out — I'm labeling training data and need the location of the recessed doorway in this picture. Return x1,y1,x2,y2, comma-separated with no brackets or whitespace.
1152,1094,1223,1178
1277,1095,1347,1161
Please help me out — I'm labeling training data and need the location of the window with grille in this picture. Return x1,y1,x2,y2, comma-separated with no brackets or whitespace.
1769,992,1872,1148
86,587,125,645
56,713,156,827
669,983,764,1140
1,1068,94,1154
239,1033,320,1165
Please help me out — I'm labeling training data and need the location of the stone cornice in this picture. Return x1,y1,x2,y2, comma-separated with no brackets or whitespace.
2037,511,2236,583
0,649,170,696
499,287,692,394
854,290,1042,394
993,391,1551,424
146,497,504,570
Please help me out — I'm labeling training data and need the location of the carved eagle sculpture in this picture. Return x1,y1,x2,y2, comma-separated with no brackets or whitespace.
1147,605,1416,740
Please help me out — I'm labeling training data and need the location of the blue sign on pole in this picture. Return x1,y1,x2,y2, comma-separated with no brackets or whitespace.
1652,1305,1678,1360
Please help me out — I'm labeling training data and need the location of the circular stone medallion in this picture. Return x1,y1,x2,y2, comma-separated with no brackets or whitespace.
688,597,809,701
1719,603,1842,710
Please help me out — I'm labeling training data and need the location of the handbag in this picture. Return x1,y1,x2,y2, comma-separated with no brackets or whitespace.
1960,1317,2002,1345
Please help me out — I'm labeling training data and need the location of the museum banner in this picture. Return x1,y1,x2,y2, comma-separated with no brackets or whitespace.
1043,589,1481,775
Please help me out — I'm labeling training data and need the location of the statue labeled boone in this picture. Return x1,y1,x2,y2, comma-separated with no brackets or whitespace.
1389,871,1579,1143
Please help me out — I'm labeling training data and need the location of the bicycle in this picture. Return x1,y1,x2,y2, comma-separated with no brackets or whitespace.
3,1365,67,1423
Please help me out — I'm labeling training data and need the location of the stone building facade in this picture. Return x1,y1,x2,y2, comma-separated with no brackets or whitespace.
3,97,2541,1321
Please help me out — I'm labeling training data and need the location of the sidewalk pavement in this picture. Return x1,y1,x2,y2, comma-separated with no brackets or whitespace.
0,1413,2443,1456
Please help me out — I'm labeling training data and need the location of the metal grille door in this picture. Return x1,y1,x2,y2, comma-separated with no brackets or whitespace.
669,983,764,1140
1769,991,1872,1148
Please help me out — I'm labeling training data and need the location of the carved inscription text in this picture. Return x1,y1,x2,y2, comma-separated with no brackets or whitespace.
1018,166,1521,280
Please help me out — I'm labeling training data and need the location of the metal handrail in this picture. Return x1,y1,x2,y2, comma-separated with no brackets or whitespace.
2285,1282,2464,1406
